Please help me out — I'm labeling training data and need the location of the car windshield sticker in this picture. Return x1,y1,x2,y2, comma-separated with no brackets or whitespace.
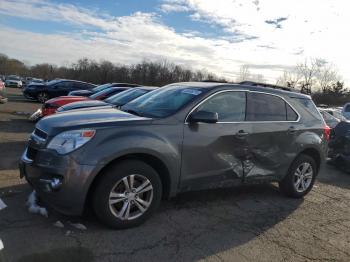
182,89,202,96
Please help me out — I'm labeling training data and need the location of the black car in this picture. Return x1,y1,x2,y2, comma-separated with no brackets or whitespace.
68,83,140,97
57,86,158,113
23,79,96,102
20,82,328,229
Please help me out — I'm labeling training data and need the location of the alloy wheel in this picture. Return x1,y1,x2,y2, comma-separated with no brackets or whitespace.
293,162,313,193
108,174,153,220
37,92,48,103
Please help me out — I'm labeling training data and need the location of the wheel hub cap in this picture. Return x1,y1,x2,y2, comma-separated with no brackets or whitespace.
108,174,153,221
293,162,313,193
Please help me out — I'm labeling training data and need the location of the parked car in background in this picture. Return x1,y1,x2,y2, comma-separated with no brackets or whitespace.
323,107,346,121
41,86,131,117
0,80,7,104
20,82,328,229
5,75,22,88
68,83,140,97
341,103,350,120
318,108,341,128
57,86,158,113
22,79,96,102
27,78,44,85
328,121,350,172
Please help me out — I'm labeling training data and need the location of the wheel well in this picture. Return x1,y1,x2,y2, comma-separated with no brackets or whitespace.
85,153,171,211
299,148,321,172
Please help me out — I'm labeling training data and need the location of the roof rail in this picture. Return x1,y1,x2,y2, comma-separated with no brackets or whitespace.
238,81,293,92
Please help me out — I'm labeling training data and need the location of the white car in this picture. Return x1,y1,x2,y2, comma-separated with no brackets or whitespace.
318,108,341,128
324,107,347,121
5,75,22,88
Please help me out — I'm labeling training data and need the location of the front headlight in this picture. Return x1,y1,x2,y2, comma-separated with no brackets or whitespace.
47,129,95,154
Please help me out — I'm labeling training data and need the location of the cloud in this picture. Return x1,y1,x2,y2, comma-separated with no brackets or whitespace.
1,0,350,84
265,17,288,29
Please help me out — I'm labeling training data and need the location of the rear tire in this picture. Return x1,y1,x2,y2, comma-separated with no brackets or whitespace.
279,154,317,198
37,92,49,103
92,160,162,229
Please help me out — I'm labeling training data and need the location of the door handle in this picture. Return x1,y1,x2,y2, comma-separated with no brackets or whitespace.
288,126,296,134
236,130,249,137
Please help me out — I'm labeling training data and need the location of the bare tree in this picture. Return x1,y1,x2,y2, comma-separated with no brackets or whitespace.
317,62,339,93
236,65,251,82
276,69,301,88
296,58,324,94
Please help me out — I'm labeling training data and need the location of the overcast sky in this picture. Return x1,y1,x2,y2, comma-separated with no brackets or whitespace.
0,0,349,83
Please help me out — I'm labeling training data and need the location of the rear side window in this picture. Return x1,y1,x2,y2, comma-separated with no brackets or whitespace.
197,91,246,122
286,103,298,121
246,92,287,121
292,98,322,121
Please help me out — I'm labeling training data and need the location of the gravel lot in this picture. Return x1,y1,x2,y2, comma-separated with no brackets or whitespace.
0,88,350,262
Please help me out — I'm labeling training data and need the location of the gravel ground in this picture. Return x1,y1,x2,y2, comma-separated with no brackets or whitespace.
0,88,350,262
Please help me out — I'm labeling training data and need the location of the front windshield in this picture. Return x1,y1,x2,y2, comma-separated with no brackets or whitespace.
92,83,112,92
105,88,148,106
121,85,205,118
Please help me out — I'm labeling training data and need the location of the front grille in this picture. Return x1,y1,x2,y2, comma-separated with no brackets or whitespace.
34,128,48,140
27,146,38,160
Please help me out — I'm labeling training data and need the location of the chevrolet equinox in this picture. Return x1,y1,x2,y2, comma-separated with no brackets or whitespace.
20,82,329,228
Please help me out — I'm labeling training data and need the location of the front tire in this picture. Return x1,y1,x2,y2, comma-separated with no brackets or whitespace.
92,160,162,229
279,154,317,198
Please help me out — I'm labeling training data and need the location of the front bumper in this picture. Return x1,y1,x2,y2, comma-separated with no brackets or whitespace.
19,147,98,216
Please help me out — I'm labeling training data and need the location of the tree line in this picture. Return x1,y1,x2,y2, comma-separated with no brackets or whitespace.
1,52,348,106
237,58,350,106
0,53,226,86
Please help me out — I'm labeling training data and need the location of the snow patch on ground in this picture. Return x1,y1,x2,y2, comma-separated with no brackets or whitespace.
0,198,7,211
26,191,48,217
53,221,64,228
68,222,87,231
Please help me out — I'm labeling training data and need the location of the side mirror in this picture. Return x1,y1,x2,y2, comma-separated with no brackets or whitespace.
188,110,218,124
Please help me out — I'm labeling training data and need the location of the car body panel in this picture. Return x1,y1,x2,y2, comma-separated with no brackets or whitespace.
68,83,140,97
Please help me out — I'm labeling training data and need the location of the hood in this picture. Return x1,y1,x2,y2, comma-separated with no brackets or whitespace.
46,96,89,106
37,108,151,135
58,100,108,112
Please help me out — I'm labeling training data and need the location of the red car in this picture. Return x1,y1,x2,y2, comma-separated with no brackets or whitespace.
41,87,130,117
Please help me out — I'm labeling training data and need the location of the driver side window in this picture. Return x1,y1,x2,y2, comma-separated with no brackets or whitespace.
197,91,246,122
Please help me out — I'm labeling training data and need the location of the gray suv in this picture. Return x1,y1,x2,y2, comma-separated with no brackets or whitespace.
20,82,329,228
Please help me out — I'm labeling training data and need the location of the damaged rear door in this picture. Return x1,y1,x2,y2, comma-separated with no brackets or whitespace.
243,91,300,182
180,90,250,190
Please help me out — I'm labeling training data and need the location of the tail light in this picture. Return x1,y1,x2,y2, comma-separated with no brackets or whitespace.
324,125,331,141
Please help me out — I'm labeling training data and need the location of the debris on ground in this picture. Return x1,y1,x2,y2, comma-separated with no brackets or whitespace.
53,221,64,228
0,198,7,211
68,222,87,231
26,191,48,218
0,238,4,262
13,111,31,116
